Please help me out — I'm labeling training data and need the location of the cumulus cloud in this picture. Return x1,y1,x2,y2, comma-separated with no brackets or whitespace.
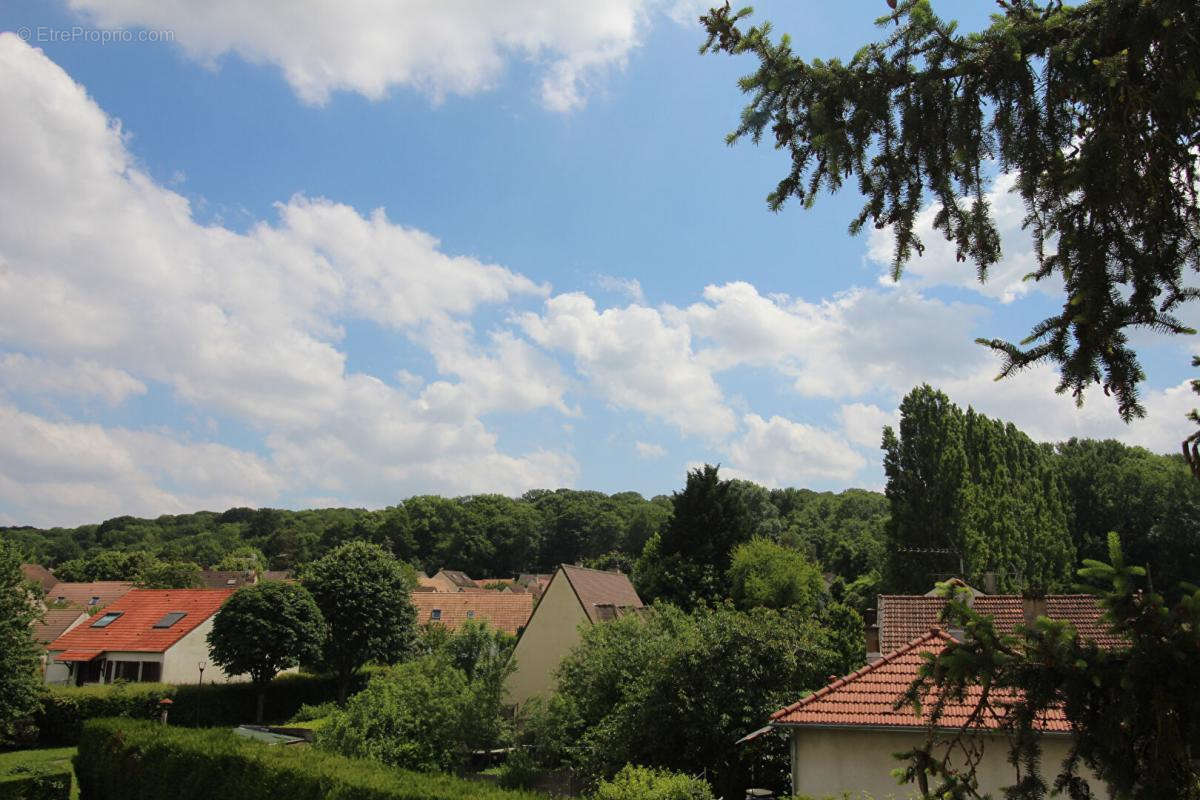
67,0,657,110
0,353,147,406
837,403,898,450
634,440,665,459
0,34,578,523
595,275,646,304
518,292,738,439
722,413,866,487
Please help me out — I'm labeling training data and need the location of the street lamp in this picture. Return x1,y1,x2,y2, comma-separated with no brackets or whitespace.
196,661,207,726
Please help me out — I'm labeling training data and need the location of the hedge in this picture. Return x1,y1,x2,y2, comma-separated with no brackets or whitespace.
0,748,74,800
75,719,547,800
35,670,374,746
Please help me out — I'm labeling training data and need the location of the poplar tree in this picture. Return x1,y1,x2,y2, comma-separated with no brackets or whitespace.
701,0,1200,434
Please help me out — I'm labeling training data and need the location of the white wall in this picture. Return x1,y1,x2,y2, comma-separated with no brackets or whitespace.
162,616,246,684
790,727,1109,799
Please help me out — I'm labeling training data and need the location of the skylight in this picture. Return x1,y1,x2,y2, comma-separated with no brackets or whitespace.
431,609,442,620
152,612,187,629
91,612,122,628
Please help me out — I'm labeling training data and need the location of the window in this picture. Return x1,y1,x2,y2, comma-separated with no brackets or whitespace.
89,596,100,605
431,609,442,620
113,660,141,682
225,578,236,585
91,612,122,628
466,611,475,619
140,661,162,682
152,612,187,628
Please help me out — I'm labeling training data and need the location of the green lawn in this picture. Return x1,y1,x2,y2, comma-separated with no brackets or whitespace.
0,747,79,799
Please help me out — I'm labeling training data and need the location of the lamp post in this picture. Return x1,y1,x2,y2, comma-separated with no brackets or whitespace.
196,661,206,726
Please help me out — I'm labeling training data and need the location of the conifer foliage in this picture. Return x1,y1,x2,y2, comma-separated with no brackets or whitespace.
701,0,1200,424
882,385,1073,592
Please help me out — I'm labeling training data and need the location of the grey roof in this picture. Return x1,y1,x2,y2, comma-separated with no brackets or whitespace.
560,564,646,624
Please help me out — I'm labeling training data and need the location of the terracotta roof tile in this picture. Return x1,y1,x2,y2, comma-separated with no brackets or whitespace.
411,591,533,636
31,608,88,645
47,589,234,654
46,582,133,609
879,594,1119,653
560,565,645,624
772,630,1069,732
21,564,58,593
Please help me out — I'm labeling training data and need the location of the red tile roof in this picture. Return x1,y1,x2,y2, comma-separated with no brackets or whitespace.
771,629,1069,732
31,608,88,645
47,589,234,654
199,570,256,589
47,582,133,609
560,565,645,624
411,591,533,636
878,594,1119,653
21,563,58,593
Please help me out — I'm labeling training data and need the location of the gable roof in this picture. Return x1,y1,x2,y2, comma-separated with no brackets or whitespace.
21,563,58,593
434,570,478,589
878,594,1119,653
199,570,256,589
31,607,88,646
47,589,234,655
411,591,533,636
47,581,133,609
771,629,1069,733
560,564,645,624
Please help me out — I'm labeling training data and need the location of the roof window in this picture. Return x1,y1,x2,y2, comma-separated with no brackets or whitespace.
91,612,123,628
431,609,442,620
152,612,187,629
89,596,101,605
466,611,475,619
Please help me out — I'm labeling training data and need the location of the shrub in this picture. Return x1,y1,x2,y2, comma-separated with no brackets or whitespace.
75,718,546,800
0,748,74,800
35,670,375,745
592,765,715,800
497,749,540,790
287,701,338,723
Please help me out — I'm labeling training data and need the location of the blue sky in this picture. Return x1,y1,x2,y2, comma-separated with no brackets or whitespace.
0,1,1195,526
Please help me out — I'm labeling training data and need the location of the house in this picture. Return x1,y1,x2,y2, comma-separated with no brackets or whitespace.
765,629,1107,799
505,564,646,705
411,591,534,636
516,573,552,598
424,569,480,592
44,588,241,686
21,563,58,594
45,581,133,612
873,591,1116,657
32,607,88,647
199,570,257,589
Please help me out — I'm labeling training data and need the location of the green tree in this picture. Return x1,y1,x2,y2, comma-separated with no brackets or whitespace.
0,539,41,743
212,546,267,573
207,581,326,722
636,465,755,608
303,541,418,703
898,534,1200,799
882,385,1074,592
135,560,203,589
727,537,825,613
701,0,1200,429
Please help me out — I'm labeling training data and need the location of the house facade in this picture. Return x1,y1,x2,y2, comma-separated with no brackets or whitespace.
767,629,1108,799
44,588,244,686
411,590,533,636
505,564,646,705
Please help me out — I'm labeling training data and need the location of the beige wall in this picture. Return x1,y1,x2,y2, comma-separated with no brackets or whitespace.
790,727,1108,799
163,616,248,684
504,568,589,705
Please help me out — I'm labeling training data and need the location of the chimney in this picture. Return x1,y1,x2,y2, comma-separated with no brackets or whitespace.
981,571,997,594
1022,594,1047,628
864,605,881,663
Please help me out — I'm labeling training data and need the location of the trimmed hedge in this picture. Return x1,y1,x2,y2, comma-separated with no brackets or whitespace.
0,748,74,800
75,719,547,800
36,671,374,746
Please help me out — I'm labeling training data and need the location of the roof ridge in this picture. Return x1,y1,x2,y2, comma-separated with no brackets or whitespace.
559,563,628,576
769,628,950,721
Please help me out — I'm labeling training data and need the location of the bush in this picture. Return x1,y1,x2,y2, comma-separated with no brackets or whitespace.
497,749,540,790
35,670,375,745
75,718,546,800
592,765,715,800
0,748,74,800
287,702,338,723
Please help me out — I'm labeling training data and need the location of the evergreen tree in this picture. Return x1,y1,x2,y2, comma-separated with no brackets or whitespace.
701,0,1200,433
883,386,1074,592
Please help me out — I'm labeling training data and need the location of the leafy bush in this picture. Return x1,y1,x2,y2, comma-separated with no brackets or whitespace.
497,749,540,790
75,718,545,800
592,765,714,800
0,747,74,800
316,655,478,772
287,701,338,723
35,671,374,745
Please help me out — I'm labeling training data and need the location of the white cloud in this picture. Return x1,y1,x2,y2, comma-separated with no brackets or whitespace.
0,353,147,406
868,172,1060,303
634,440,665,458
722,413,867,487
0,35,578,524
518,292,738,439
837,403,898,450
595,274,646,304
67,0,657,110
